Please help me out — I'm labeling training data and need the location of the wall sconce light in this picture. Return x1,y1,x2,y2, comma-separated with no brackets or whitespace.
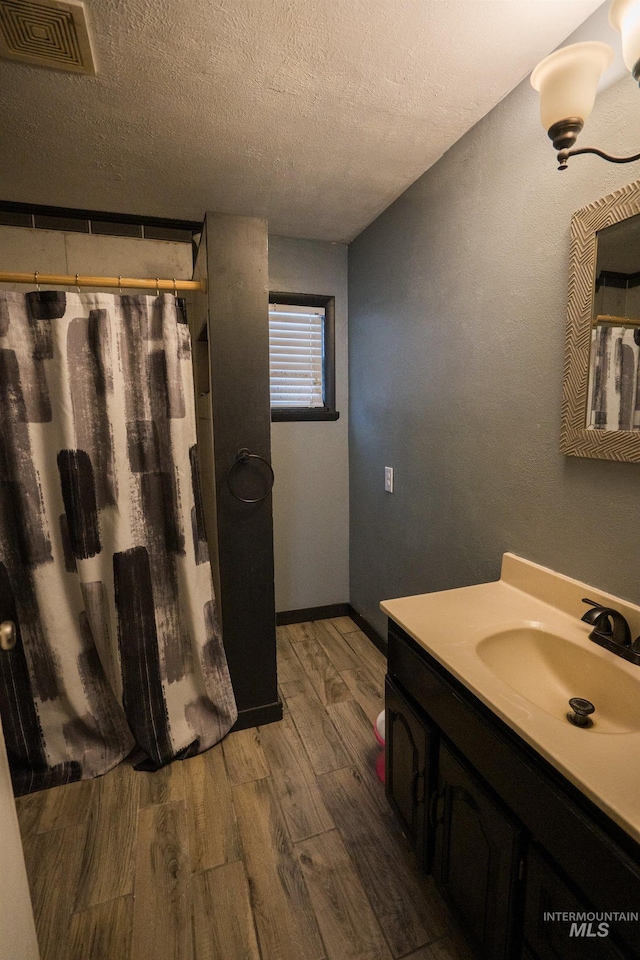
531,0,640,170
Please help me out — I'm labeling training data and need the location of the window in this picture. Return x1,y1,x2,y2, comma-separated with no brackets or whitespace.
269,292,339,421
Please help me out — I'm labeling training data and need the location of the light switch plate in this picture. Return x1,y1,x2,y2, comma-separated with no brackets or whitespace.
384,466,394,493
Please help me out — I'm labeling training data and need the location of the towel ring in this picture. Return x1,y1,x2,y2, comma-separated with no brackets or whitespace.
227,448,274,503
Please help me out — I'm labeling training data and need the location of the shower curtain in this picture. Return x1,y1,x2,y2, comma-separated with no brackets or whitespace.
0,290,237,796
587,323,640,431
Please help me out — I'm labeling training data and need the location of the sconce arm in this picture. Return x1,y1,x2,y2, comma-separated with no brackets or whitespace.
557,146,640,170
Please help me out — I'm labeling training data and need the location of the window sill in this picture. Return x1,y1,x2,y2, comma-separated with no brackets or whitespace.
271,409,340,422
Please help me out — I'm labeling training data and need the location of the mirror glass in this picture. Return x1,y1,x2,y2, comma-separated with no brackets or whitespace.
587,214,640,431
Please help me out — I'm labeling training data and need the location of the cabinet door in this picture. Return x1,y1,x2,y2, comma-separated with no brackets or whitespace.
385,677,432,866
433,742,522,960
524,845,627,960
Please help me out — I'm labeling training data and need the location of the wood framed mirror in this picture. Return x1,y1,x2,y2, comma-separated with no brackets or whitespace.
563,178,640,461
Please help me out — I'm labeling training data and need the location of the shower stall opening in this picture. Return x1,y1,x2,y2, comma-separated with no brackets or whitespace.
0,208,280,799
0,285,237,794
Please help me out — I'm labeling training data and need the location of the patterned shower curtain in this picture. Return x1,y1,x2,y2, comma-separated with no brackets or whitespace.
0,290,237,796
587,323,640,431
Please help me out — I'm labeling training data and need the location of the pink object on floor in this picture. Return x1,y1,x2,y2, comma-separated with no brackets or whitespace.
374,709,386,783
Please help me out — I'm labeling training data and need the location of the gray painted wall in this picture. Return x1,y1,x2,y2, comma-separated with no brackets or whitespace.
348,4,640,637
269,236,349,612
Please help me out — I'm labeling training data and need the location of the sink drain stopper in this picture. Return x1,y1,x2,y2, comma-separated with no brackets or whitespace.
567,697,595,728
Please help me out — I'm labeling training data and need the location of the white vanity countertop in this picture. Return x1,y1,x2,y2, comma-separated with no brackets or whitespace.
381,553,640,846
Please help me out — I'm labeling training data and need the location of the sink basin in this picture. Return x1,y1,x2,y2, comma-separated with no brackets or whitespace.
476,626,640,734
381,554,640,842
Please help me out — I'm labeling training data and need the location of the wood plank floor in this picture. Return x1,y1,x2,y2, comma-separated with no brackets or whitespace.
16,617,475,960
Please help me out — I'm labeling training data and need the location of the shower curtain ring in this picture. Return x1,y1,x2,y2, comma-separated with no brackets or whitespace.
173,278,177,299
75,274,80,295
156,278,160,297
34,270,39,292
118,275,122,295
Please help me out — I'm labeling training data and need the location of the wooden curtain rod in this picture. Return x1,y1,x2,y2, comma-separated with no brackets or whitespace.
593,313,640,328
0,271,206,293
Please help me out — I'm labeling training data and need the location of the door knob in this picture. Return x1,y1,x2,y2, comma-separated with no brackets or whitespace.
0,620,16,651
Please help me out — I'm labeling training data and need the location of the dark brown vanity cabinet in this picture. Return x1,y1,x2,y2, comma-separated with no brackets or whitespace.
385,676,521,959
385,677,432,865
523,846,626,960
385,619,640,960
433,743,522,959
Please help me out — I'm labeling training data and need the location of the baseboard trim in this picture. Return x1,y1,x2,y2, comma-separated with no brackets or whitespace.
347,604,387,656
230,699,283,732
276,603,349,626
276,601,387,656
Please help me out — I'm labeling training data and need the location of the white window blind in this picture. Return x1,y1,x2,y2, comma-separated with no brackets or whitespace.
269,303,325,408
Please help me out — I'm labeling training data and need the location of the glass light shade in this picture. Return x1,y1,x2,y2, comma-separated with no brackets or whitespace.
610,0,640,76
531,42,614,131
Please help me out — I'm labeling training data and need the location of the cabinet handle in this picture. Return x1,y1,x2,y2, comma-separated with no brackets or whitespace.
429,787,445,828
412,769,426,806
451,784,481,814
518,856,526,882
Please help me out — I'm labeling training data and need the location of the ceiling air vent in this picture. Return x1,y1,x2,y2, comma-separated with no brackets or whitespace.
0,0,95,74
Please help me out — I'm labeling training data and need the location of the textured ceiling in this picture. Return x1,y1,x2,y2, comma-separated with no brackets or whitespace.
0,0,604,241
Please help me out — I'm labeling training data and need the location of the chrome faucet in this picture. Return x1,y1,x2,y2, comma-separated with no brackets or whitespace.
581,599,640,665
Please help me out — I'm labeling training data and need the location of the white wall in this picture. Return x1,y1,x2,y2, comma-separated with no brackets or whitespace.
269,236,349,612
0,715,39,960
